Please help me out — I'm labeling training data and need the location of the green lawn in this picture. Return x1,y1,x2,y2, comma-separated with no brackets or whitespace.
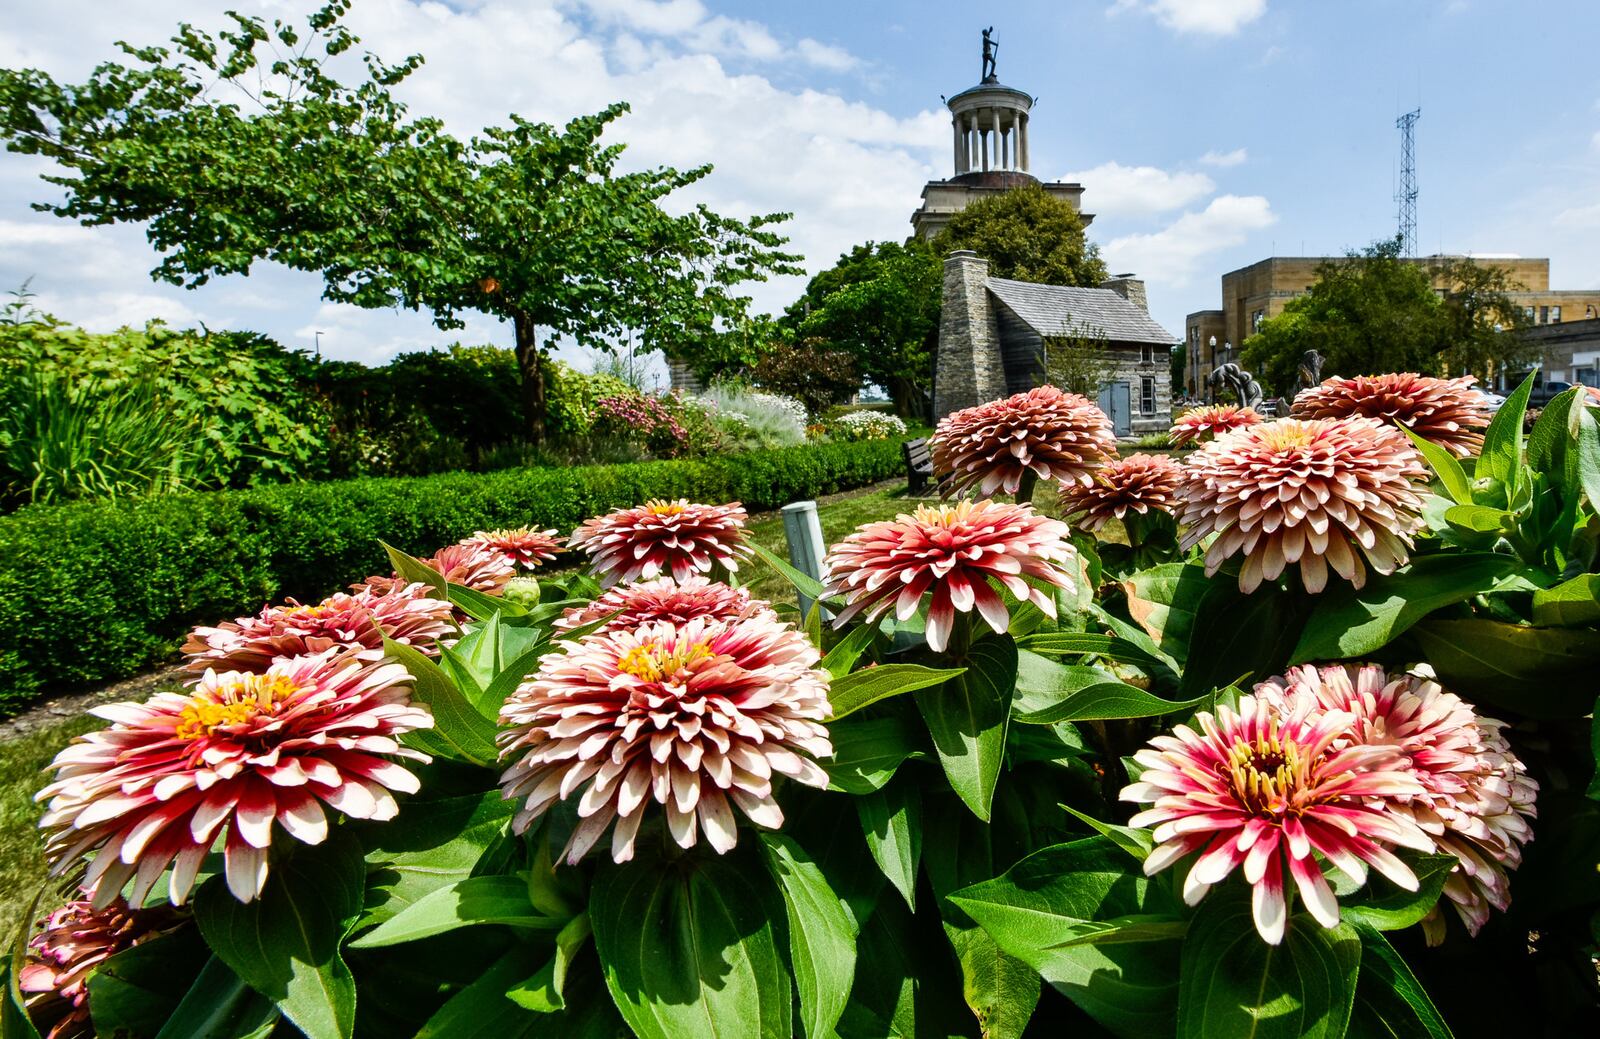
0,478,928,939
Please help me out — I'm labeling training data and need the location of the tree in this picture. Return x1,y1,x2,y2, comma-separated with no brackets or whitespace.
1169,342,1186,398
785,239,943,420
1240,239,1530,395
1044,329,1111,398
934,183,1107,287
0,3,798,441
750,334,862,416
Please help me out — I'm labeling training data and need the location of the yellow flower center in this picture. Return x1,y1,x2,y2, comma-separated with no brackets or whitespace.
283,602,333,620
1255,423,1318,451
176,673,303,740
617,639,716,682
644,500,687,516
911,501,973,527
1225,732,1311,816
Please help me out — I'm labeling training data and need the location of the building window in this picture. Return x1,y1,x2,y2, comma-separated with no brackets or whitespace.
1140,342,1154,364
1251,309,1265,332
1540,305,1549,324
1140,376,1156,416
1551,306,1561,324
1576,367,1598,388
1524,306,1536,322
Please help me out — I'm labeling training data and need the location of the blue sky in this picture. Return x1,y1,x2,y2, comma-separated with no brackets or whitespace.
2,0,1597,372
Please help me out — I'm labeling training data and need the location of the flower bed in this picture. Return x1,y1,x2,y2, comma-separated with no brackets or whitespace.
0,438,901,713
8,373,1600,1038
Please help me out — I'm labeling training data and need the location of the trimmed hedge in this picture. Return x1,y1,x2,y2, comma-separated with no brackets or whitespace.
0,439,902,715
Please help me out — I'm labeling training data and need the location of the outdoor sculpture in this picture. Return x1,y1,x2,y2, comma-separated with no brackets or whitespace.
1208,362,1264,409
981,27,998,82
1296,349,1324,394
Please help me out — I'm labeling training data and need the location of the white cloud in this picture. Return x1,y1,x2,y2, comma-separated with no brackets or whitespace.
1556,201,1600,228
1101,195,1277,286
1108,0,1267,37
1061,162,1214,219
1198,147,1248,167
0,0,929,365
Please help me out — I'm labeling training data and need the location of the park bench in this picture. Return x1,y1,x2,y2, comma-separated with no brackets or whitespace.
903,437,934,495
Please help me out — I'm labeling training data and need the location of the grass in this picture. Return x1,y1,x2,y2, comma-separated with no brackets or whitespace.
0,477,926,940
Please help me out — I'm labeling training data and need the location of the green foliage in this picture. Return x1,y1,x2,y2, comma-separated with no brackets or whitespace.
0,438,901,713
749,335,862,416
1044,329,1111,398
787,238,942,421
0,4,799,440
1240,240,1532,394
697,382,808,450
934,182,1108,288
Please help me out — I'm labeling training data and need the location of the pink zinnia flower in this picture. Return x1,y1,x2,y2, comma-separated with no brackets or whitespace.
554,575,773,635
568,500,752,587
1122,693,1431,944
1177,417,1428,593
38,651,432,906
1057,453,1184,532
1168,405,1262,447
1256,664,1537,944
460,527,565,571
181,582,455,673
498,616,832,864
821,500,1076,652
20,898,184,1039
931,386,1119,497
352,540,519,597
1292,374,1493,458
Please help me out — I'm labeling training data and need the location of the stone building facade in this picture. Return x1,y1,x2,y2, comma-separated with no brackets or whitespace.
1513,316,1600,390
1182,255,1600,395
936,251,1178,436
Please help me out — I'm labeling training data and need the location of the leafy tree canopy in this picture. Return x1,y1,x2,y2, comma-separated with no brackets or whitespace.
0,1,799,440
934,183,1107,287
784,238,942,420
1240,239,1533,395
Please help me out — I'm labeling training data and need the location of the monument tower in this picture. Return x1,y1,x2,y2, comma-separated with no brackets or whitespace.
909,28,1091,238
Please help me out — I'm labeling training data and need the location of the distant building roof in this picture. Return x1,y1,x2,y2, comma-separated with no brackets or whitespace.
986,277,1179,345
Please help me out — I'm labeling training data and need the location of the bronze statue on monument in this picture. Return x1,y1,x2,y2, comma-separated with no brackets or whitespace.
981,27,998,82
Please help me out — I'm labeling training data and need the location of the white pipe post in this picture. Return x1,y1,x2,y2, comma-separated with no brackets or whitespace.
781,500,828,618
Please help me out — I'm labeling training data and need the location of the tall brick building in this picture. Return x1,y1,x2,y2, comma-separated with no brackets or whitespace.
1182,255,1600,395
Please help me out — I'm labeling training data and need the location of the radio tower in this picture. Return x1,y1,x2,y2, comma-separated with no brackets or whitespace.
1395,108,1420,256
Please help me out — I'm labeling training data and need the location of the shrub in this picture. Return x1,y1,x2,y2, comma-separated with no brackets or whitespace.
0,438,901,713
696,383,807,449
829,409,907,442
750,336,861,415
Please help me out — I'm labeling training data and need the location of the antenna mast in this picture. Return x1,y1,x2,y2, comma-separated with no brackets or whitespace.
1395,108,1420,256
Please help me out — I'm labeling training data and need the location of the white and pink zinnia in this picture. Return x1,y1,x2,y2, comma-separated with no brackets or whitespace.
1122,692,1431,944
569,500,752,587
498,615,832,865
555,575,773,635
37,651,432,906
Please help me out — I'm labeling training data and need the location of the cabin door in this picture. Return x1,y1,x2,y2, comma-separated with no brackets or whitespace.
1098,382,1131,437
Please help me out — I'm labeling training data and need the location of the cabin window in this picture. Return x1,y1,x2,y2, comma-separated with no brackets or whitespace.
1140,376,1156,415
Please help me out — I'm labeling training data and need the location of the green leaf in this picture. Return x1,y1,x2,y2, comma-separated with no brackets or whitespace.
916,634,1016,820
1119,561,1208,660
1017,631,1172,673
1177,890,1360,1039
384,539,449,597
4,890,43,1039
447,579,527,621
1339,854,1457,932
1475,370,1536,499
1532,573,1600,627
1013,650,1119,713
1348,924,1454,1038
1180,581,1303,698
153,956,280,1039
350,876,566,948
823,714,924,795
1443,503,1511,534
1410,617,1600,718
412,943,547,1039
383,636,500,765
504,914,592,1013
356,788,518,928
1060,804,1153,862
472,641,555,721
820,620,879,679
856,779,923,911
825,663,966,721
1013,673,1206,724
1291,553,1522,663
749,542,830,604
193,832,366,1039
590,849,792,1039
949,837,1183,1037
760,834,857,1039
1399,424,1473,504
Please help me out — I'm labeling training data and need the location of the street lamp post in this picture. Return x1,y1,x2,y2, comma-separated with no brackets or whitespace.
1206,336,1217,401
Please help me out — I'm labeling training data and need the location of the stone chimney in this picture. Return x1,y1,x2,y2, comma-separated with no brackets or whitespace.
935,251,1006,419
1100,273,1148,312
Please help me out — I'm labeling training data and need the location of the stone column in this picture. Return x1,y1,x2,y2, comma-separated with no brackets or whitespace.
1019,113,1029,172
1001,121,1010,170
991,108,1002,170
935,250,1007,419
980,119,989,172
952,116,963,174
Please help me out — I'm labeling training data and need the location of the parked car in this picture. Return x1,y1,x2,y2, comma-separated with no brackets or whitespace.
1527,381,1573,408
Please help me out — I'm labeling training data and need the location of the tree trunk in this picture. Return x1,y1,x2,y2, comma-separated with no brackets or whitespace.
888,376,931,424
512,312,547,445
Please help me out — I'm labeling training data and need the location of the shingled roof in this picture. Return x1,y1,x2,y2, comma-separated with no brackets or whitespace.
986,277,1179,345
